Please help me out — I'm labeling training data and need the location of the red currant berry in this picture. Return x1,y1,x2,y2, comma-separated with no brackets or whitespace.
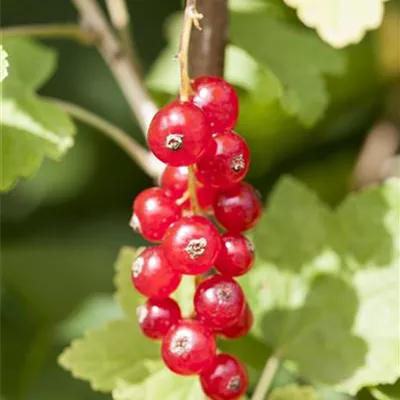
161,165,189,198
161,320,216,375
200,354,248,400
215,234,254,277
219,303,253,339
131,188,181,242
137,297,181,339
147,101,211,166
163,216,221,275
196,131,250,188
161,166,217,211
131,247,181,298
214,182,262,232
194,275,245,330
192,76,239,132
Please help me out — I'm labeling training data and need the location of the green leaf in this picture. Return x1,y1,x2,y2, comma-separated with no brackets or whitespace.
112,365,205,400
338,262,400,393
336,178,400,269
114,247,144,320
0,45,9,82
247,177,400,391
58,320,160,392
0,37,75,192
253,176,333,271
230,12,346,126
269,384,320,400
1,37,57,96
283,0,388,48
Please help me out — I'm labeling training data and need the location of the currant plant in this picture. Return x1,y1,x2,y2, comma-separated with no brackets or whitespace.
129,6,261,396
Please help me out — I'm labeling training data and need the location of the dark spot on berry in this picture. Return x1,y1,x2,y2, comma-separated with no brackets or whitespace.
165,134,183,151
185,238,207,260
171,334,190,355
246,237,255,254
227,375,241,392
216,284,232,302
231,154,245,172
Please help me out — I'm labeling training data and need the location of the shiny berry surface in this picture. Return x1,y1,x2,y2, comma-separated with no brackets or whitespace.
137,297,181,339
215,234,254,277
161,165,217,211
131,188,181,242
192,76,239,132
196,131,250,188
200,354,248,400
214,182,262,232
148,101,211,166
131,247,181,298
219,303,253,339
163,216,221,275
161,320,216,375
194,275,245,330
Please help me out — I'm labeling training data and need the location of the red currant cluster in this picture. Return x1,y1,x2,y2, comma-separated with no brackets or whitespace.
130,76,262,400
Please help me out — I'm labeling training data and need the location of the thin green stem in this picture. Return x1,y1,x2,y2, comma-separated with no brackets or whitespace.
251,355,280,400
0,23,95,44
188,165,201,214
48,98,163,178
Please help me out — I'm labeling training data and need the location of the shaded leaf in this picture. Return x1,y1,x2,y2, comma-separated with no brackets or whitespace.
283,0,388,48
58,320,160,392
230,12,346,126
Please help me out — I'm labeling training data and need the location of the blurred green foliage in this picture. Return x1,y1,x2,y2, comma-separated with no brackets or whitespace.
1,0,398,399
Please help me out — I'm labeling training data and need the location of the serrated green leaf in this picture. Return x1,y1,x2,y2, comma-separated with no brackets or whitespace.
1,37,57,96
58,320,160,392
336,178,400,269
338,262,400,393
247,177,400,391
114,247,144,320
269,384,320,400
0,37,75,192
253,176,333,272
230,12,346,126
283,0,387,48
112,365,205,400
1,96,75,191
0,45,9,82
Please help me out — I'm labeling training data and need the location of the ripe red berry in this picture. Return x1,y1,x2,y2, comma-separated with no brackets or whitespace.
163,216,221,275
200,354,248,400
214,182,262,232
137,297,181,339
219,303,253,339
161,165,217,211
196,131,250,188
215,234,254,277
131,247,181,298
131,188,181,242
161,320,216,375
192,76,239,132
194,275,245,330
147,101,211,166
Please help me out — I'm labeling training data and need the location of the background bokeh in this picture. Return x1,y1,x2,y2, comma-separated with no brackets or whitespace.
1,0,399,399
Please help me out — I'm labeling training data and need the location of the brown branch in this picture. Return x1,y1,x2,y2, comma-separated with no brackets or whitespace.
188,0,228,78
71,0,158,136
